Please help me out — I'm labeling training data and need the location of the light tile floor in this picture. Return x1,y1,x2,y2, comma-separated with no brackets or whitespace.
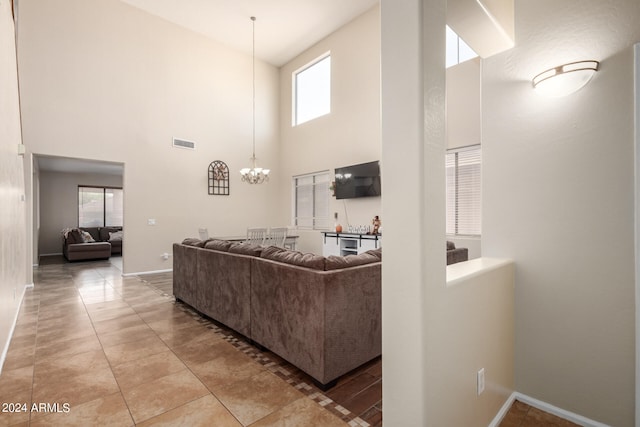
1,257,574,427
0,259,351,426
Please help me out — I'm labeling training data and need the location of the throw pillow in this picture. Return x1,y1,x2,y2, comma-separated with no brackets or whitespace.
65,229,83,244
80,230,95,243
109,231,123,241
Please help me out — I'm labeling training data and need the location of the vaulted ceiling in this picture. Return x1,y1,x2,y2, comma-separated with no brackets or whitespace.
119,0,379,67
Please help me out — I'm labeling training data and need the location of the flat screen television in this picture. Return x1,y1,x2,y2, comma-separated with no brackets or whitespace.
334,161,381,200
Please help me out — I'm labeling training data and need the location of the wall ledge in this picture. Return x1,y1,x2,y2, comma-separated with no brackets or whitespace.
446,256,513,287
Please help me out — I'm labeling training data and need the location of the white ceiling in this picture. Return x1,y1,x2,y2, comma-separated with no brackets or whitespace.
37,156,124,176
119,0,379,67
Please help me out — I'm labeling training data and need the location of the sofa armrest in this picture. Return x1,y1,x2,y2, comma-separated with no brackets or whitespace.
447,247,468,265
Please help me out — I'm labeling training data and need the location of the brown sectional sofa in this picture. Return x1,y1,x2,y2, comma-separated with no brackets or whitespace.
447,240,468,265
63,227,123,261
173,239,382,389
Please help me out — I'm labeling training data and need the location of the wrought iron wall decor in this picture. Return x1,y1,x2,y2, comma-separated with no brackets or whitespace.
208,160,230,195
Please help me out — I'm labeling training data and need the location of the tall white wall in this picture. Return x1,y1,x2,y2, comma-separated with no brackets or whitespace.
0,0,28,371
482,0,639,425
37,171,123,256
278,6,381,254
17,0,281,274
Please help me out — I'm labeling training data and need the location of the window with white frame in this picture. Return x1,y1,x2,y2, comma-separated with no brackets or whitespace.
293,171,329,230
446,146,481,236
293,53,331,126
446,25,478,68
78,186,123,227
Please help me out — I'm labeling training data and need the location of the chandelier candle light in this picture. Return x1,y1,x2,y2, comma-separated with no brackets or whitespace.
240,16,270,184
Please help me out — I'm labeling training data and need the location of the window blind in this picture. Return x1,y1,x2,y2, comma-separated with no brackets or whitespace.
293,172,329,230
78,186,123,228
445,146,481,236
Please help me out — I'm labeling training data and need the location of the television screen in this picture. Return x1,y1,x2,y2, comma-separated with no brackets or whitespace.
334,161,381,200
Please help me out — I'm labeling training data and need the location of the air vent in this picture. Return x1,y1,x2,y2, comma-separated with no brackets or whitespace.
172,137,196,150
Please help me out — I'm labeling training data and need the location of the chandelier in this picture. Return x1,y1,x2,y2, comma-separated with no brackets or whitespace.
240,16,270,184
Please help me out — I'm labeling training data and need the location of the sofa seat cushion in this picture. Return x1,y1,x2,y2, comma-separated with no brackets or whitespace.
260,246,325,270
325,252,380,271
204,239,233,252
66,241,111,253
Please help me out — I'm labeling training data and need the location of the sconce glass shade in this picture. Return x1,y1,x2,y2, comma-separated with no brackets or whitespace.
532,60,599,97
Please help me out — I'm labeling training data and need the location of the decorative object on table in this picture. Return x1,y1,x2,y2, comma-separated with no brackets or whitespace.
208,160,230,195
240,16,270,185
371,215,381,234
334,212,342,233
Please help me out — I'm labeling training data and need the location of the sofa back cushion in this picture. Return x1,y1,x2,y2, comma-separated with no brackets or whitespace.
182,238,207,247
366,248,382,261
204,239,233,252
228,242,263,256
325,252,380,271
260,246,326,270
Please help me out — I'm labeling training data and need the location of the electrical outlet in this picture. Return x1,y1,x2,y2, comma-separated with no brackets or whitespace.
162,253,169,260
147,219,156,226
477,368,485,395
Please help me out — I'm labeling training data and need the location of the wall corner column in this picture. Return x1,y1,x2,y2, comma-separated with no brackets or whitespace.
381,0,446,425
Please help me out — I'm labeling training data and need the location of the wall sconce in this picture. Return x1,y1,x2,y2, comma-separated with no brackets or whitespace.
532,60,599,97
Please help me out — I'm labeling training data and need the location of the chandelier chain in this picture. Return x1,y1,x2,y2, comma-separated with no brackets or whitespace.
240,16,270,184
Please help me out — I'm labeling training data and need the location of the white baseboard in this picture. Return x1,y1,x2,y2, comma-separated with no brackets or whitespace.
0,284,31,375
39,252,62,257
122,268,172,277
488,392,610,427
488,393,517,427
